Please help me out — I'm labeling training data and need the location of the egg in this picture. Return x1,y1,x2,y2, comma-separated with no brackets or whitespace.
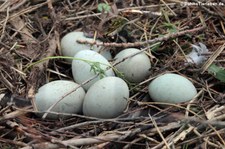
60,31,112,62
148,73,197,104
72,50,115,90
35,80,85,119
83,77,129,118
114,48,151,83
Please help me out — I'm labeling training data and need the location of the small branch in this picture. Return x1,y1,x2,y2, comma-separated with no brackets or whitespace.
20,133,121,149
201,42,225,73
77,26,206,48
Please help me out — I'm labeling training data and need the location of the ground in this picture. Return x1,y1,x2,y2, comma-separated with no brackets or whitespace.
0,0,225,149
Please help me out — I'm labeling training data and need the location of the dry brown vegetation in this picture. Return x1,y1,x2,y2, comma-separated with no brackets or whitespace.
0,0,225,148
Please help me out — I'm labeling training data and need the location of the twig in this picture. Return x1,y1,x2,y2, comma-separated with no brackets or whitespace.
6,120,79,149
162,125,194,149
0,137,27,147
149,113,170,149
122,9,162,16
0,106,32,121
160,0,177,16
20,133,121,149
0,0,27,12
77,26,206,48
65,3,176,21
0,7,9,41
0,2,48,27
201,43,225,73
192,126,221,148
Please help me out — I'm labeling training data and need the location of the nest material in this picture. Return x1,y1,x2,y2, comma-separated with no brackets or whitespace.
0,0,225,149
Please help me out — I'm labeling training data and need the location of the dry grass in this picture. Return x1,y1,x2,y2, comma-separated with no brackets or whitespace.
0,0,225,148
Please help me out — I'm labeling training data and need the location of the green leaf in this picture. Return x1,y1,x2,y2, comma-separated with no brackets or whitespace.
207,64,225,83
97,3,111,13
162,9,171,24
162,22,178,33
89,62,106,79
151,42,161,52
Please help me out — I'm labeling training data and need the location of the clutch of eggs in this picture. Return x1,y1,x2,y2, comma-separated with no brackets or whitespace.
35,31,199,120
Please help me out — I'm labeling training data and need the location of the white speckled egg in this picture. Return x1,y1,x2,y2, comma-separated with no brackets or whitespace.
60,31,112,62
72,50,115,90
114,48,151,83
148,73,197,104
35,80,85,119
83,77,129,119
